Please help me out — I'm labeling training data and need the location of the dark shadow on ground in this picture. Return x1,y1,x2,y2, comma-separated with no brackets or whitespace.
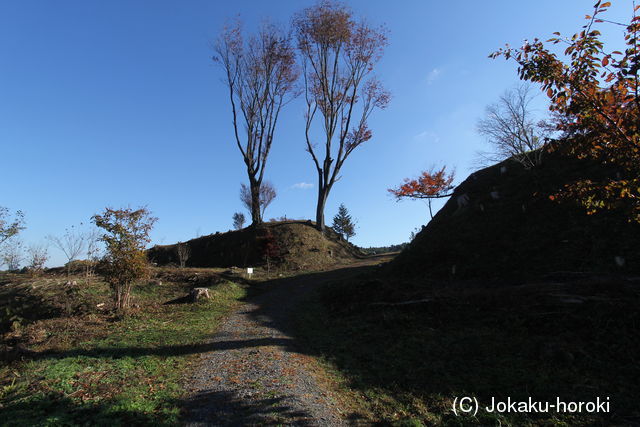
145,253,636,425
0,286,64,334
1,388,316,427
0,390,177,427
163,295,192,305
269,268,640,425
184,390,314,426
27,337,295,360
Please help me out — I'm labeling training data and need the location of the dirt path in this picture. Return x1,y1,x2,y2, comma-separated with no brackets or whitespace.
183,258,388,426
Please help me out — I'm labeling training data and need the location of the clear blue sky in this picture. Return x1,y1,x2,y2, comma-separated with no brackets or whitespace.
0,1,630,267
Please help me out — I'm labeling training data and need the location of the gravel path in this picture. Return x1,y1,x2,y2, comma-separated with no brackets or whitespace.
183,262,379,426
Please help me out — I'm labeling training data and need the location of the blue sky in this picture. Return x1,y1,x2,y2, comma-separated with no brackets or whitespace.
0,1,630,266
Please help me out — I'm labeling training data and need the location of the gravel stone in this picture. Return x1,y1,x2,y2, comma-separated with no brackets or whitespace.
183,266,367,426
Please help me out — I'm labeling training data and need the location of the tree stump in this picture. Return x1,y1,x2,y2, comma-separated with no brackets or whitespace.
190,287,210,302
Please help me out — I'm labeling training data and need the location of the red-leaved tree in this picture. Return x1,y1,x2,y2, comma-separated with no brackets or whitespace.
294,1,390,231
491,1,640,222
388,166,456,219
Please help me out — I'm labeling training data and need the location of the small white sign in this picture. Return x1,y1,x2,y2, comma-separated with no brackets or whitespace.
247,267,254,275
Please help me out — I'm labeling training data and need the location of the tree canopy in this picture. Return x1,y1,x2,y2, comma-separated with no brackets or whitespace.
388,166,456,219
214,21,298,225
294,0,390,231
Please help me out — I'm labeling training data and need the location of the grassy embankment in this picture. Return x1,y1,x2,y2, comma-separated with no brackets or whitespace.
296,271,640,426
0,269,245,426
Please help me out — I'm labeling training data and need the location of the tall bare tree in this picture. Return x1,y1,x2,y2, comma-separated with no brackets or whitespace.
214,22,298,226
476,84,550,169
294,1,390,231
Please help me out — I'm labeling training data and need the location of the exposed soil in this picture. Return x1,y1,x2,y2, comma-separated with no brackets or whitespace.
183,255,391,426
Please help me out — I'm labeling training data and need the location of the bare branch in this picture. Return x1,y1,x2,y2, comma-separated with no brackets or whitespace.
476,84,549,169
294,1,389,230
214,21,298,224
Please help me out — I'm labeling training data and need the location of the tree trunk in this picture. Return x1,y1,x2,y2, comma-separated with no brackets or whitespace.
315,184,328,232
114,282,133,312
249,177,262,225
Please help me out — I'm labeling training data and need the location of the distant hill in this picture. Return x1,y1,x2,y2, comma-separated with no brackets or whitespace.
360,243,408,255
148,220,364,271
391,146,640,279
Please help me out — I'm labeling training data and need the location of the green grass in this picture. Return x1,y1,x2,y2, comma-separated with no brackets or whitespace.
0,273,246,426
295,276,640,426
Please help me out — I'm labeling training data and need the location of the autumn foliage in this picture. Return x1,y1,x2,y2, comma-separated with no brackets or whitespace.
389,166,455,218
214,22,298,225
92,207,157,311
491,1,640,222
295,1,390,230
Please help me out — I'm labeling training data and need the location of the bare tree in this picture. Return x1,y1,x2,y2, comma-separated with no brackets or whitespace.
0,207,25,245
176,242,190,268
476,84,550,169
2,238,23,271
27,244,49,276
294,1,390,231
258,181,276,217
47,225,85,276
214,21,298,225
84,228,102,282
232,212,246,230
240,181,277,219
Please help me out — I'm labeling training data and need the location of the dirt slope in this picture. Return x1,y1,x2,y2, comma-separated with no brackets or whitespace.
148,221,363,271
391,147,640,279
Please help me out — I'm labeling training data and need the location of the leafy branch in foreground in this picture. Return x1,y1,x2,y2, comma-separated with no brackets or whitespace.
491,0,640,222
